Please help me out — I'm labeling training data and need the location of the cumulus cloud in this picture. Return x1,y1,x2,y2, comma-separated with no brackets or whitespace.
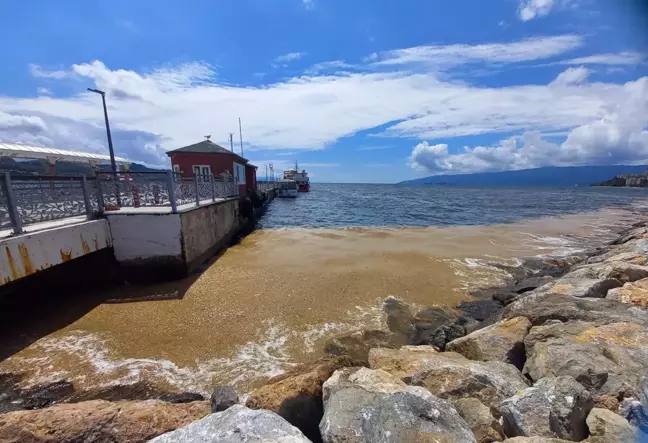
0,111,47,133
518,0,555,21
550,66,590,86
409,77,648,174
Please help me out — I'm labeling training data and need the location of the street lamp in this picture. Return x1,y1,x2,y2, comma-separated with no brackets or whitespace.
88,88,120,206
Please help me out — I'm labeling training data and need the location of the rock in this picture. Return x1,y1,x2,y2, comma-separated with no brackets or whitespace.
319,367,476,443
446,317,532,370
607,278,648,308
586,407,637,442
71,381,205,404
522,256,585,278
512,276,555,294
368,346,529,414
619,398,648,433
459,300,503,322
504,293,648,326
504,438,572,443
0,375,75,413
523,322,648,400
382,296,414,344
149,404,311,443
0,399,210,443
500,376,593,441
453,397,503,443
211,385,238,412
323,329,396,363
246,356,360,442
492,290,520,306
568,261,648,283
409,307,475,350
534,277,622,298
412,321,467,350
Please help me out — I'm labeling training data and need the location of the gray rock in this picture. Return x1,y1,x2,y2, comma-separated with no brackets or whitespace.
523,322,648,400
323,329,396,363
369,346,529,414
459,300,503,322
383,296,414,344
586,407,637,442
504,438,572,443
567,261,648,284
453,397,503,443
512,276,555,294
412,321,466,350
503,292,648,326
149,405,311,443
500,376,593,441
492,290,520,306
319,367,476,443
210,385,238,413
533,277,622,298
446,317,532,370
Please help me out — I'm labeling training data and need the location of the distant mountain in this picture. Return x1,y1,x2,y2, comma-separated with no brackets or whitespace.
399,165,648,187
593,171,648,187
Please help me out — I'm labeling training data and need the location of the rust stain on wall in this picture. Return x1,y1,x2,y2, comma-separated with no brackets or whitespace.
5,247,20,281
60,250,73,262
81,235,91,254
17,244,35,275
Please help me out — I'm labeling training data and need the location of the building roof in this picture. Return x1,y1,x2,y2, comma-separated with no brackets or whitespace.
166,140,248,163
0,142,130,165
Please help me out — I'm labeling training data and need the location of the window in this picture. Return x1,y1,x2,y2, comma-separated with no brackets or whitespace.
233,162,246,185
173,165,180,172
192,165,211,181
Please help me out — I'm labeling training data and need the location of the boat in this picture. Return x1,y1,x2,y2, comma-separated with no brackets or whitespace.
283,161,310,192
277,179,298,198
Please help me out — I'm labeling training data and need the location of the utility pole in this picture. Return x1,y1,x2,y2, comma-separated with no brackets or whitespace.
228,133,234,152
265,164,268,182
238,118,244,157
88,88,120,206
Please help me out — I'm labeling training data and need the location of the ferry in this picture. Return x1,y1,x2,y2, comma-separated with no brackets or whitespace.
283,161,310,192
277,179,298,198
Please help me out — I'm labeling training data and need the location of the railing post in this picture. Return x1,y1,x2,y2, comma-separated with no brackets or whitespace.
95,175,105,213
193,175,200,206
81,176,93,220
166,171,177,213
3,173,23,235
210,174,216,202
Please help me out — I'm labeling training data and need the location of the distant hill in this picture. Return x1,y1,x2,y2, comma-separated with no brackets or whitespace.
593,171,648,187
0,158,161,176
399,165,648,187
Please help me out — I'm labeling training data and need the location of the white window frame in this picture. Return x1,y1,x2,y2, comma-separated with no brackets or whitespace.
233,162,246,185
172,164,180,172
192,165,211,181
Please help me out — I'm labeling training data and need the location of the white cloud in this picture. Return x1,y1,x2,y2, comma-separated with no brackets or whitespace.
409,77,648,174
372,35,583,68
550,66,589,86
519,0,555,21
37,87,52,95
302,0,314,9
29,64,71,79
559,52,646,66
0,111,48,133
357,145,392,151
273,52,306,64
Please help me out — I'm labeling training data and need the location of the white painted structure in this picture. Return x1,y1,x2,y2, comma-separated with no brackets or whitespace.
0,219,112,285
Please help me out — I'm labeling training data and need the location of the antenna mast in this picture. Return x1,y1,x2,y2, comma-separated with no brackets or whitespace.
238,118,244,157
228,133,234,152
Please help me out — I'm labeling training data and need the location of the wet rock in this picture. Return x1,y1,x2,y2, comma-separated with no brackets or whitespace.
0,375,75,413
446,317,532,370
492,290,520,306
70,381,204,404
150,404,311,443
607,278,648,308
211,385,238,412
412,320,467,350
503,292,648,326
534,277,622,298
522,256,585,278
512,276,555,294
382,296,414,344
246,356,360,442
323,329,396,363
500,376,593,441
319,367,476,443
453,397,504,443
523,322,648,400
0,399,210,443
368,346,529,414
459,300,503,322
586,407,637,442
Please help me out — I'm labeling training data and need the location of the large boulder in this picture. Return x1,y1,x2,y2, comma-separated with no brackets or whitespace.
533,277,622,298
383,296,414,344
409,306,476,350
523,322,648,401
210,385,238,412
319,367,476,443
500,376,593,441
149,405,311,442
446,317,532,370
505,438,572,443
246,356,360,442
453,397,504,443
566,261,648,284
512,276,555,294
458,300,503,322
607,278,648,308
585,407,637,443
503,292,648,326
368,346,529,414
323,329,396,363
0,399,210,443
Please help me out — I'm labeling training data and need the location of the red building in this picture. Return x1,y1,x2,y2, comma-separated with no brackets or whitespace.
166,140,257,196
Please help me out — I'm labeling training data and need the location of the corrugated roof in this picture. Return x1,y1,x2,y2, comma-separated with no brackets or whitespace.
0,142,130,165
166,140,248,162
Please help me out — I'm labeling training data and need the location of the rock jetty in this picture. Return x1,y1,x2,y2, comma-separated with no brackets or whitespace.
2,221,648,442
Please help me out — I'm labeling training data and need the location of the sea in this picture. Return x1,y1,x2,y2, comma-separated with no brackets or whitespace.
1,184,647,396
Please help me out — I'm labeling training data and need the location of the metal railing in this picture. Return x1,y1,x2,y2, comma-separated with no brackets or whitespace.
0,173,96,234
96,171,238,213
256,181,278,192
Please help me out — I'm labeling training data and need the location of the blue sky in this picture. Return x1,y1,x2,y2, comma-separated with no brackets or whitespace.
1,0,647,182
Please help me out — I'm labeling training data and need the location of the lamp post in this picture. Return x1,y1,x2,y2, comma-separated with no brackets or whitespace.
88,88,120,206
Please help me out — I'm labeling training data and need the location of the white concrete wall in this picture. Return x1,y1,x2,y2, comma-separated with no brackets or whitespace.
0,219,111,285
106,213,182,262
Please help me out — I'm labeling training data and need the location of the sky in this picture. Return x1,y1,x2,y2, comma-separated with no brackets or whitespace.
1,0,648,183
